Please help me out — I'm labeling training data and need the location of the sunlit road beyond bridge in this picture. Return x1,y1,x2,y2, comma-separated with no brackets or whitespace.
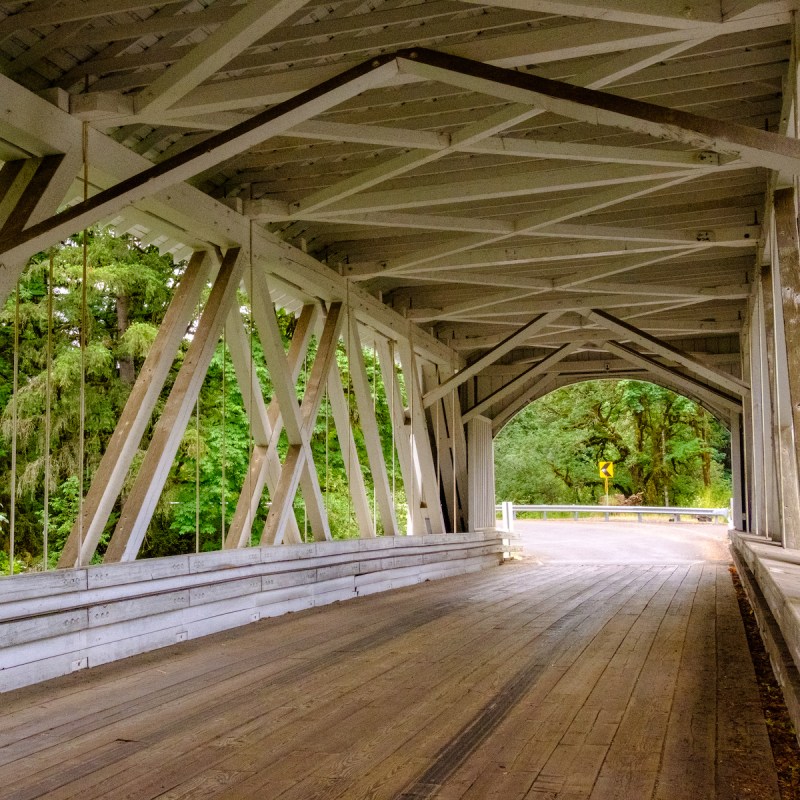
0,521,781,800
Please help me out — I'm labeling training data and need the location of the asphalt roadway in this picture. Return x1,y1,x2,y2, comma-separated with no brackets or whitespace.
512,518,732,564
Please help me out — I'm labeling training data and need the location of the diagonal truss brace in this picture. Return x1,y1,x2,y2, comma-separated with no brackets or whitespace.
225,303,318,548
59,250,213,567
423,311,562,407
603,340,742,414
260,300,344,545
104,247,245,563
585,308,750,397
463,341,585,423
345,316,400,536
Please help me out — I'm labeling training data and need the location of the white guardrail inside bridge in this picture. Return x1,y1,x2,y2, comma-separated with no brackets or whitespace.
497,502,731,530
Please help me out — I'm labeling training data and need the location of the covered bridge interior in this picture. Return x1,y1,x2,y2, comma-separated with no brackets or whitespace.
0,1,799,797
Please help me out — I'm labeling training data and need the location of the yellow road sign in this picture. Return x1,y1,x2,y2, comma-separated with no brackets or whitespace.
598,461,614,478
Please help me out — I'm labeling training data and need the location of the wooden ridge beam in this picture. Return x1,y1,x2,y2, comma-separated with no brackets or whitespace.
0,72,456,370
603,340,743,412
0,54,400,268
460,0,722,28
135,0,312,116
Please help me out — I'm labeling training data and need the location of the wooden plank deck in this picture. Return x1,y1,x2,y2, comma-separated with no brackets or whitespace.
0,553,780,799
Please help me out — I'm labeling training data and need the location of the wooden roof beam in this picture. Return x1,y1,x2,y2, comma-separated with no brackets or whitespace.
134,0,313,116
460,0,722,28
422,311,564,408
396,47,800,176
586,308,750,396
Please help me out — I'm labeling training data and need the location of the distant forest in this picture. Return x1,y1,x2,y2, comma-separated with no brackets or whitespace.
494,380,731,508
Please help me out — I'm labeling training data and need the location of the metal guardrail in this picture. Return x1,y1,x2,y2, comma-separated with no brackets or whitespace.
496,501,730,530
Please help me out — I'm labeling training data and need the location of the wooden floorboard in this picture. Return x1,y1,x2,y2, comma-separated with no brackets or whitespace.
0,556,780,799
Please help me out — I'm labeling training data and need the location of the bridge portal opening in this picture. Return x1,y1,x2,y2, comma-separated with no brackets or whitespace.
494,379,731,513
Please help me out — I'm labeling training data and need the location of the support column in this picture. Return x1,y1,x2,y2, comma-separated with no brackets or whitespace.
345,317,399,536
759,266,784,541
375,336,419,535
730,411,746,532
739,325,754,532
774,186,800,548
396,333,446,535
326,357,374,538
467,416,496,531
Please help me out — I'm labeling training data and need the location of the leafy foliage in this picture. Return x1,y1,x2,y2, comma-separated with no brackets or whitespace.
494,379,731,507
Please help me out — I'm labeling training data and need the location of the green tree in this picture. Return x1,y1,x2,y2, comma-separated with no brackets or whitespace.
495,380,730,508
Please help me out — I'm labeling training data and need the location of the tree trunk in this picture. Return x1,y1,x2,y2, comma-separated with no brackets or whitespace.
116,294,135,385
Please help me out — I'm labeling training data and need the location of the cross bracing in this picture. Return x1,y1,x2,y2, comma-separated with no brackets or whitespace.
0,1,796,588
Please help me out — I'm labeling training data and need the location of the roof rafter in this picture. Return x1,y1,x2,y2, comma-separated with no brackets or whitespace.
134,0,313,115
461,0,722,28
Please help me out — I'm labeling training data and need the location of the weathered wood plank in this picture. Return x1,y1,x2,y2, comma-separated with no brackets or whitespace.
0,552,780,800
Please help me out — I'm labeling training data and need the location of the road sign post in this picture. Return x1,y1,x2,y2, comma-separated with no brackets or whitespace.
598,461,614,506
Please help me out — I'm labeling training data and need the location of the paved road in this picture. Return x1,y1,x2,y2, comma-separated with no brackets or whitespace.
513,518,732,564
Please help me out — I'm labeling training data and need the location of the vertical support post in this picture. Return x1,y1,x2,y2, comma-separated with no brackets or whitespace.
326,356,374,538
396,333,445,535
345,318,400,536
375,336,419,534
730,410,746,532
760,266,784,541
501,500,514,532
467,415,495,531
774,186,800,548
740,325,754,533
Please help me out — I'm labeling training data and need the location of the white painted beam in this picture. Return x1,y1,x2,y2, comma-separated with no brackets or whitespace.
398,49,800,176
423,311,563,408
104,248,245,563
464,342,584,423
460,0,721,28
585,308,750,396
326,352,375,539
603,340,743,412
58,251,212,568
0,56,400,269
135,0,312,115
345,317,400,536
